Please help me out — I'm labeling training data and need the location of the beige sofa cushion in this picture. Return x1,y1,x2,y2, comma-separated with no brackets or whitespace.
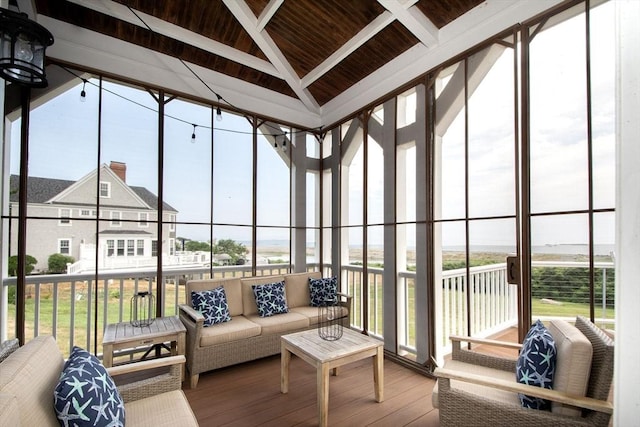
241,275,285,316
290,305,349,325
432,359,519,409
186,277,243,317
284,271,321,308
245,312,309,335
548,319,593,416
199,315,262,347
0,336,62,427
125,390,198,427
0,393,20,426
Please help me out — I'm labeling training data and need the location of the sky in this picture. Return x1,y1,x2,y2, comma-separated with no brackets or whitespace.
8,1,615,250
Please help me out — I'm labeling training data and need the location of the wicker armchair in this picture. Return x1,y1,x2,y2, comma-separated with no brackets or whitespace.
433,316,614,427
107,355,185,402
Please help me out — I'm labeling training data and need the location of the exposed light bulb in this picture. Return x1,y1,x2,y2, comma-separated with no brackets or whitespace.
14,34,34,62
190,124,197,143
80,80,87,102
282,139,287,152
216,106,223,122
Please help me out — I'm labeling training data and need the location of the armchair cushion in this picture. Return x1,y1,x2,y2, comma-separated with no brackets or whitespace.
516,320,556,410
548,319,593,416
432,359,519,408
54,346,125,427
191,287,231,326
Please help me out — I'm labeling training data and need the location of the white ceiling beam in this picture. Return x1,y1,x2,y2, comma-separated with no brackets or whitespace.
39,16,322,128
378,0,439,47
256,0,284,31
301,11,395,88
65,0,279,77
223,0,320,113
323,0,565,126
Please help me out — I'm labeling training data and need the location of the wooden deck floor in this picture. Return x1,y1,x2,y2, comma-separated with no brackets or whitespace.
183,354,439,427
182,328,519,426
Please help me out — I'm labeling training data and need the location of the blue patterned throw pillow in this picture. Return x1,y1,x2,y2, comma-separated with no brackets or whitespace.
54,346,125,427
516,320,556,410
252,281,288,317
309,276,338,307
191,286,232,326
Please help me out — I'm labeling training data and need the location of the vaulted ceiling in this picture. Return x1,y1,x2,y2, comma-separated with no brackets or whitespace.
15,0,562,128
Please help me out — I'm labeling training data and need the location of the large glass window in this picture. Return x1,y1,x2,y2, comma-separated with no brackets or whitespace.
433,37,519,354
527,2,615,327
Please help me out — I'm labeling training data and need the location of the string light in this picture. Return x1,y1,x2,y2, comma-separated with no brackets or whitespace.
120,6,324,141
62,66,321,141
191,124,196,143
80,79,87,102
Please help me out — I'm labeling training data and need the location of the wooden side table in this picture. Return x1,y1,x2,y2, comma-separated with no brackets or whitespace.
102,316,186,372
281,328,384,427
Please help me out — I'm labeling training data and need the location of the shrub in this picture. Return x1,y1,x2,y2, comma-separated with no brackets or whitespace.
48,253,75,274
8,255,37,276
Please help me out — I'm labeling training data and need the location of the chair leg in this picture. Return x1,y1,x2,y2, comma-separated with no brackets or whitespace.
189,373,199,389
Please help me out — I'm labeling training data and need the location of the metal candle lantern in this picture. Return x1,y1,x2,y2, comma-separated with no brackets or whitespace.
318,299,343,341
130,291,155,327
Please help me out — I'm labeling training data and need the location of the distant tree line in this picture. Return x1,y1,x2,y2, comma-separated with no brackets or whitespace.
177,238,248,265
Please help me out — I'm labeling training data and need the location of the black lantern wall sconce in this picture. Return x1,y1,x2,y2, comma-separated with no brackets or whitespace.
0,7,54,88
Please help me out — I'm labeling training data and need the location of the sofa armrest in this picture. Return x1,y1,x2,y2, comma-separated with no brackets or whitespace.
434,367,613,414
337,292,352,311
179,304,204,324
179,304,203,344
107,355,185,403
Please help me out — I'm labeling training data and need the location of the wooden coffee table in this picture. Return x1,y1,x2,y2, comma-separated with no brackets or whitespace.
281,328,384,427
102,316,186,370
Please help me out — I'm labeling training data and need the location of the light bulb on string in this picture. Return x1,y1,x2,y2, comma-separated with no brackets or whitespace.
80,80,87,102
216,106,223,122
282,132,287,152
190,124,197,144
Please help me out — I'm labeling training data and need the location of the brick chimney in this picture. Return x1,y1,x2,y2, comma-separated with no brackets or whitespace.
109,161,126,182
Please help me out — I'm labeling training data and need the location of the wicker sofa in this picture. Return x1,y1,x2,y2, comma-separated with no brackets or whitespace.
179,271,351,388
0,335,198,427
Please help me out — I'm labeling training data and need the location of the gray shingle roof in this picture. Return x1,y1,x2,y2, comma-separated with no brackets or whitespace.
9,175,177,212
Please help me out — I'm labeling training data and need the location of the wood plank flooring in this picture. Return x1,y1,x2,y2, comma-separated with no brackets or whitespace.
182,328,519,426
183,354,439,427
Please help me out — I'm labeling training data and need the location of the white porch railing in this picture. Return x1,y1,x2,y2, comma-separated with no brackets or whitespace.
1,261,614,360
342,263,518,359
0,264,292,357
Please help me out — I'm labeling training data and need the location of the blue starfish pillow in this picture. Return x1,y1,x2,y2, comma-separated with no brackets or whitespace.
54,346,125,426
191,286,232,326
516,320,557,410
252,281,288,317
309,276,338,307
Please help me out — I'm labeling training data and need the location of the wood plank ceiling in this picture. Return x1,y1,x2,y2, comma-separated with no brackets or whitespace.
30,0,483,117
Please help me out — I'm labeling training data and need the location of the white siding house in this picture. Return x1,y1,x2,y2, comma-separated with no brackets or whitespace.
9,162,178,273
